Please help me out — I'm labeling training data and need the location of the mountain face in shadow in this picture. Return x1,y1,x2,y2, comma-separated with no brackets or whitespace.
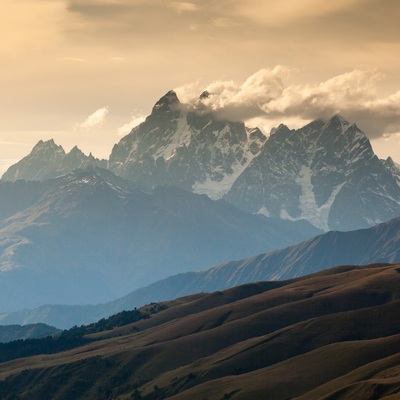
3,213,400,329
186,213,400,285
0,263,400,400
0,167,319,312
226,116,400,231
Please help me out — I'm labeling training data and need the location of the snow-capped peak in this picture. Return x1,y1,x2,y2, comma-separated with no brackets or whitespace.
109,92,268,198
323,114,350,133
226,115,400,232
151,90,181,114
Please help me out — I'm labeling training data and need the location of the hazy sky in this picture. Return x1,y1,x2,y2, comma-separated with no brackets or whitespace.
1,0,400,173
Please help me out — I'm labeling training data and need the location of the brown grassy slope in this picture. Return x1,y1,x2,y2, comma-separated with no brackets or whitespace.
297,352,400,400
168,336,400,400
0,264,399,400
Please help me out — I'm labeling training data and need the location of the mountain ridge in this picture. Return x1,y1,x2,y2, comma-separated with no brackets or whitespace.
226,114,400,230
0,323,60,343
2,214,399,329
3,91,400,231
2,140,107,182
0,167,319,312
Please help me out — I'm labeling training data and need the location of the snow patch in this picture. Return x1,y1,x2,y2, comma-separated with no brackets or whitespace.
278,165,345,231
193,145,258,199
280,209,296,221
258,206,270,217
193,160,246,200
294,166,345,231
154,114,192,160
366,217,382,226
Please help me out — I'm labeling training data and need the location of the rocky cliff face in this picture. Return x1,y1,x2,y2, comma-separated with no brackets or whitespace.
1,140,107,182
109,90,267,199
226,115,400,231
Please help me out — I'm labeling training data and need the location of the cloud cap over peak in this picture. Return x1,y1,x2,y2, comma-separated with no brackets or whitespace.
176,67,400,139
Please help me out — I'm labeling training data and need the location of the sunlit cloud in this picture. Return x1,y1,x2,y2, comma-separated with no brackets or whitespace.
169,2,199,14
226,0,365,26
175,79,203,103
1,0,400,167
371,132,400,162
177,67,400,139
78,107,109,129
117,114,146,136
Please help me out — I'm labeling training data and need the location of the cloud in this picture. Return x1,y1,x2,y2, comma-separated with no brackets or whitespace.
169,2,199,14
224,0,366,26
179,65,294,119
64,0,208,50
67,0,136,16
78,107,109,129
177,67,400,138
117,114,146,136
371,132,400,162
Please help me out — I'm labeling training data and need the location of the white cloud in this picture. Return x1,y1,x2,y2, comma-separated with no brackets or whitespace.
78,107,109,129
175,79,203,103
117,113,146,136
180,67,400,139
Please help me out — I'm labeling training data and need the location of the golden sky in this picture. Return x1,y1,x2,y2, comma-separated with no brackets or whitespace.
1,0,400,171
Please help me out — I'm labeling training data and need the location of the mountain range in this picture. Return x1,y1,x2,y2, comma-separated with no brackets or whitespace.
0,323,60,343
1,263,400,399
0,89,399,323
2,139,106,181
0,167,318,312
3,91,400,232
2,213,399,329
1,88,400,399
226,116,400,231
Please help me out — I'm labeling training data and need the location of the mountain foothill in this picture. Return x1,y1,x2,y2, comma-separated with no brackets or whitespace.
1,90,400,399
1,264,400,399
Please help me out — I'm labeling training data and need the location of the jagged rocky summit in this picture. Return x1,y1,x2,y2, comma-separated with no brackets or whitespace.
108,90,267,199
384,156,400,185
1,140,107,181
226,116,400,231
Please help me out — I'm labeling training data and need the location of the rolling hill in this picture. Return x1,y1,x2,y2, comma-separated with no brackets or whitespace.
0,263,400,399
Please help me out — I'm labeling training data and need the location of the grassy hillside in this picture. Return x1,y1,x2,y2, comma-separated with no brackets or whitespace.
0,264,400,399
